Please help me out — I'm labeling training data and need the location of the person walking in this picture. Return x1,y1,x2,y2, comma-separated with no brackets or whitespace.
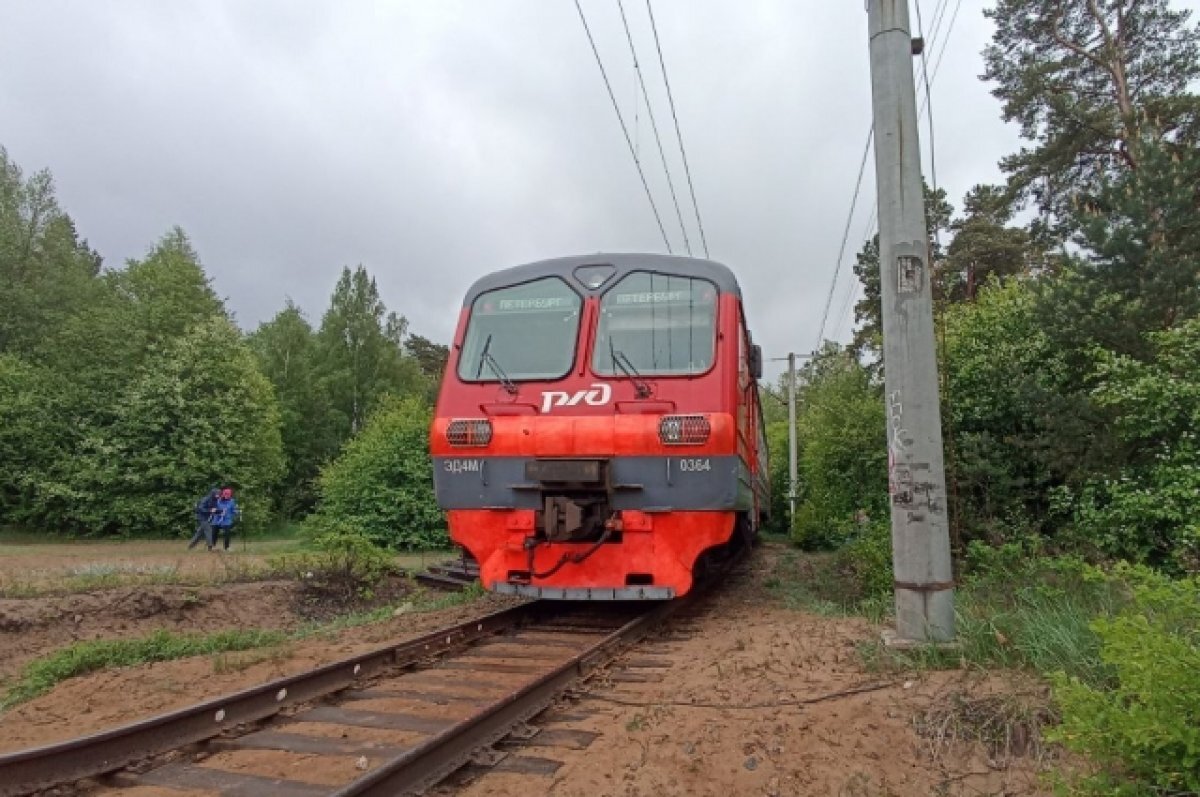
211,487,241,551
187,488,220,550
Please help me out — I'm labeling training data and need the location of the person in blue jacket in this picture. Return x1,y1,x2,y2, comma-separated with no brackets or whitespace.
211,487,241,550
187,488,220,550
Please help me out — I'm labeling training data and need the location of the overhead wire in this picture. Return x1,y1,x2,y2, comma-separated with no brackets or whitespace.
645,0,710,257
616,0,693,255
812,129,873,351
573,0,674,253
913,0,940,239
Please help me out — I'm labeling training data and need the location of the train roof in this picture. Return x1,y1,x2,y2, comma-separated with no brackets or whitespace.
462,253,743,306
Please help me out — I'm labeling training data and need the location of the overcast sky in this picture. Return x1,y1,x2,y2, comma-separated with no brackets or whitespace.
4,0,1176,381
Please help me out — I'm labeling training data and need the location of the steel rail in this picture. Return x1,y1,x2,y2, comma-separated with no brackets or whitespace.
0,602,543,797
333,597,685,796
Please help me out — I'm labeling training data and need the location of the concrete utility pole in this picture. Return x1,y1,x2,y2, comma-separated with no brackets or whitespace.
787,352,798,522
866,0,955,642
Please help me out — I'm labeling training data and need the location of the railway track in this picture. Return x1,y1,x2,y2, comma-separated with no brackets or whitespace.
0,597,690,797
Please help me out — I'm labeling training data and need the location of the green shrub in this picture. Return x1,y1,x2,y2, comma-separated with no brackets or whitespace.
1049,567,1200,795
832,519,894,604
790,352,887,550
274,524,398,602
308,397,445,549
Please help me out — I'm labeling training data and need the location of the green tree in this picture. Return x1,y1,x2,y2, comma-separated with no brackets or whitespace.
1039,139,1200,368
249,302,338,515
0,356,72,522
61,317,283,536
941,279,1072,542
404,333,450,385
44,228,226,407
309,397,445,550
983,0,1200,233
0,148,101,357
942,184,1040,302
317,266,422,439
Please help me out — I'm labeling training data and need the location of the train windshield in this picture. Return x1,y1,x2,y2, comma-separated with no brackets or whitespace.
458,277,582,382
592,272,718,376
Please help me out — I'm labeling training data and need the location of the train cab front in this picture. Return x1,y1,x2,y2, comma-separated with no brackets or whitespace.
431,254,753,600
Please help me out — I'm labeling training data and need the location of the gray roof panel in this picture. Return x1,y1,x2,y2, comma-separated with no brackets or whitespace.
462,253,743,306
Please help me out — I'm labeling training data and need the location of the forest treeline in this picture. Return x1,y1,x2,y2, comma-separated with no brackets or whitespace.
0,151,448,539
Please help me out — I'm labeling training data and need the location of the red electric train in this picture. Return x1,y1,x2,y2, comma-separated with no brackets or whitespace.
430,254,769,599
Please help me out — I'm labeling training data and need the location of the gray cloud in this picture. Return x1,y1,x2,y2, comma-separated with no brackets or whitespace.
6,0,1172,382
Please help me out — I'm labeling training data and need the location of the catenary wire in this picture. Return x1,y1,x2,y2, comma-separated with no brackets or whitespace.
812,128,873,350
573,0,673,253
617,0,693,255
914,0,940,238
645,0,710,257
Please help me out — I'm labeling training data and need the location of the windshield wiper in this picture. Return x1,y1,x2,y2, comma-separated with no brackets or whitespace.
475,334,517,395
608,338,652,398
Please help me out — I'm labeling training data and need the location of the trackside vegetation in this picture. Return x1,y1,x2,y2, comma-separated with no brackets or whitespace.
762,2,1200,793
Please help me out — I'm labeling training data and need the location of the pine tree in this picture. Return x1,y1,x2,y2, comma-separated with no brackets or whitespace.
983,0,1200,233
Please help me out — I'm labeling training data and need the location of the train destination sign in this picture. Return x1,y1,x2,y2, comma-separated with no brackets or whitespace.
495,296,572,311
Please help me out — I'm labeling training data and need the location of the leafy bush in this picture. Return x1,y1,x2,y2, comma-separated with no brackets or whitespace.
1049,568,1200,796
1064,319,1200,573
277,524,398,603
790,352,887,549
308,397,445,549
835,519,894,602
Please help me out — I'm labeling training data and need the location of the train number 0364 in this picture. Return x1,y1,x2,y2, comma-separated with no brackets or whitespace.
678,458,712,472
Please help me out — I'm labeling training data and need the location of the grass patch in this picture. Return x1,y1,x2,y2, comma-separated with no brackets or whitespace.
856,547,1123,687
2,629,288,709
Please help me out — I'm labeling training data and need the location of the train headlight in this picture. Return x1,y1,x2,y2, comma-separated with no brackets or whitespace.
446,419,493,447
659,415,710,445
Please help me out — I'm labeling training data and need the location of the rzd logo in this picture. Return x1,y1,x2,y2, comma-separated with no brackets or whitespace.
540,383,612,414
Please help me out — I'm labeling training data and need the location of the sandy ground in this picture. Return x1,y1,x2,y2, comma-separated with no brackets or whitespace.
0,542,1060,795
450,550,1057,797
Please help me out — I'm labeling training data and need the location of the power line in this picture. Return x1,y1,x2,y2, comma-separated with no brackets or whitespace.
928,0,964,88
914,0,940,225
616,0,692,255
573,0,673,253
645,0,710,258
813,129,873,350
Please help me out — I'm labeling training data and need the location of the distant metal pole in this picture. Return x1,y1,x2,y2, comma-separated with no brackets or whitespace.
867,0,955,642
787,352,798,523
